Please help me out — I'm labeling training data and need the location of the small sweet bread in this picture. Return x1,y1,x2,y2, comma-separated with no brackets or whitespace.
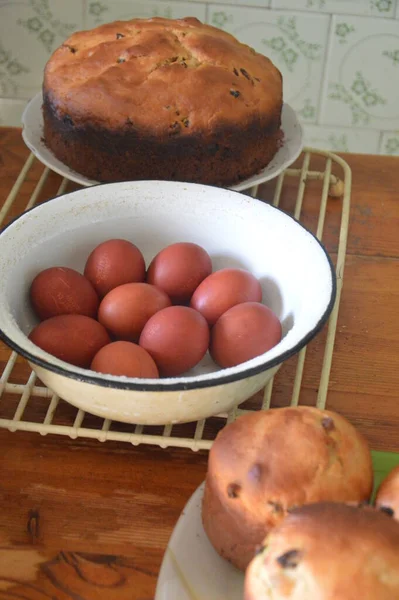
244,502,399,600
202,406,373,571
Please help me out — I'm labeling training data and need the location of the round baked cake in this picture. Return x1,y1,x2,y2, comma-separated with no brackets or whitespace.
42,17,283,185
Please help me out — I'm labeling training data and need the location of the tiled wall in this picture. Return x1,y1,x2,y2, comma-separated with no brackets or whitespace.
1,0,398,155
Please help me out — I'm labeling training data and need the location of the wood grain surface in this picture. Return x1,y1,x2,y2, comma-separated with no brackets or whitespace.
0,127,398,598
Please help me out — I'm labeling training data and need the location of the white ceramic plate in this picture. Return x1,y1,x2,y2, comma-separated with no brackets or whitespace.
21,93,303,191
156,482,244,600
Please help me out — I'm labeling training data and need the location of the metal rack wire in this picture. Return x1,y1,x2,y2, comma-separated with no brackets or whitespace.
0,149,351,450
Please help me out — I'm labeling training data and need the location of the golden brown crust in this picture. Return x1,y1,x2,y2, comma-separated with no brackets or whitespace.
244,503,399,600
43,17,282,132
202,407,373,571
376,465,399,520
42,17,282,185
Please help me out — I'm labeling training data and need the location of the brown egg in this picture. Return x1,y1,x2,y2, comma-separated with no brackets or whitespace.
30,266,99,320
139,306,210,376
98,282,171,341
190,268,262,325
147,242,212,304
91,341,159,378
29,314,110,368
210,302,282,368
84,239,146,298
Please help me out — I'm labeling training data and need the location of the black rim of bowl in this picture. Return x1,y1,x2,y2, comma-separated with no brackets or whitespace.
0,181,337,392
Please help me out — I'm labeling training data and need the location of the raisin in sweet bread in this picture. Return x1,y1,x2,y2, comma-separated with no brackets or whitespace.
376,464,399,520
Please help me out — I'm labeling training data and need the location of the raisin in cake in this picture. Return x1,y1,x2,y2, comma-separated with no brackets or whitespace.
376,465,399,520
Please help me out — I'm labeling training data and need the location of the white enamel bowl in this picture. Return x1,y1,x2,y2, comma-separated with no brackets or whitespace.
0,181,336,425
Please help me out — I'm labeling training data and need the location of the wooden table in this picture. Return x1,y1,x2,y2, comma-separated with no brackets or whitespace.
0,127,398,598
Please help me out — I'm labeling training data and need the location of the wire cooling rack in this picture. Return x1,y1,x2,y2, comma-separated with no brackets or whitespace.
0,149,351,451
